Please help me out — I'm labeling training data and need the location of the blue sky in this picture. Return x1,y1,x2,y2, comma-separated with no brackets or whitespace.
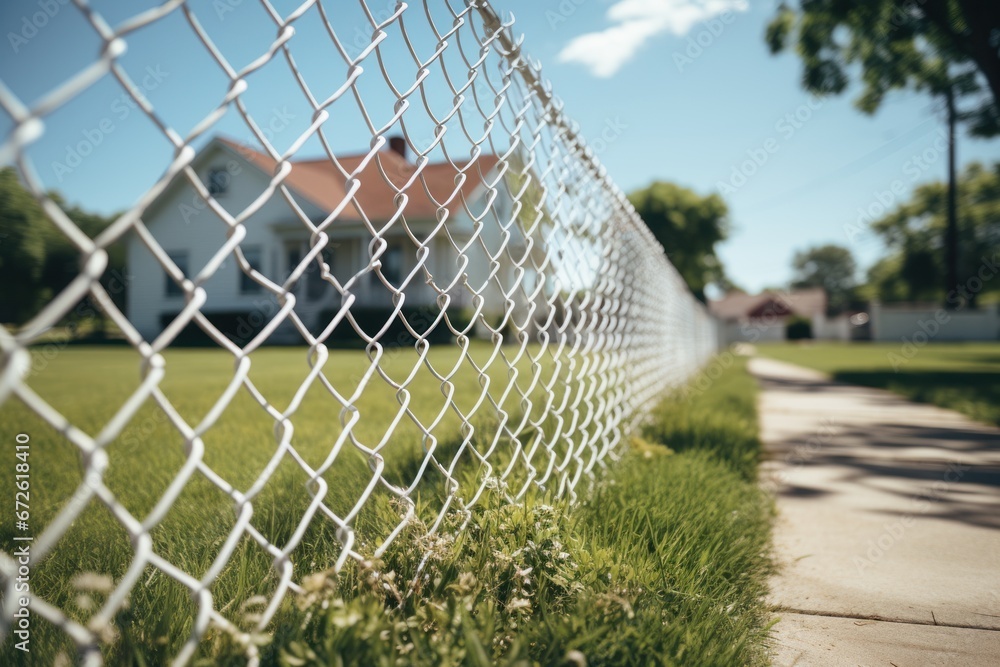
2,0,998,293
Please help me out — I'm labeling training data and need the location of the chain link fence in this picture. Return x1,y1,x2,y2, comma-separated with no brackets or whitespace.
0,1,718,663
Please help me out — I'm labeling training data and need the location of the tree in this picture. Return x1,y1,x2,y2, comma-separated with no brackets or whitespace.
766,1,999,136
0,168,48,323
0,167,123,328
48,194,128,316
791,244,858,313
861,255,910,303
767,1,999,306
866,161,1000,306
628,182,730,302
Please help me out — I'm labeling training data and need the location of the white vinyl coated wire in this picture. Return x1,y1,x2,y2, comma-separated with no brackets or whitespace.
0,1,719,664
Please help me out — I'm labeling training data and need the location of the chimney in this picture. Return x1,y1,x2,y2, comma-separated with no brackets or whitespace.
388,135,407,160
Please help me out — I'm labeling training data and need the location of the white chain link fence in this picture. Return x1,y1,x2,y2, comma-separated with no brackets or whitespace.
0,1,718,663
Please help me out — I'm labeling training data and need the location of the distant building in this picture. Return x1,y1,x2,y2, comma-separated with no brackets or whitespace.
869,302,999,342
709,288,850,344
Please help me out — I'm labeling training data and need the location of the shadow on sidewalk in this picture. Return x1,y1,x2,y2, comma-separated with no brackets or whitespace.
831,370,1000,427
757,371,1000,532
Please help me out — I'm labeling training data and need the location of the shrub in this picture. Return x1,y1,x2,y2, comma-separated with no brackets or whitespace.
317,305,473,347
160,310,270,346
785,315,813,340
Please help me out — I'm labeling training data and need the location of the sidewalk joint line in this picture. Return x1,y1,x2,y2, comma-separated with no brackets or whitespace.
774,606,1000,633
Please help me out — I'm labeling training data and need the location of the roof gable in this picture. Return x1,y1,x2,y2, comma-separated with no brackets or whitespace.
138,139,271,223
747,298,792,319
709,287,827,320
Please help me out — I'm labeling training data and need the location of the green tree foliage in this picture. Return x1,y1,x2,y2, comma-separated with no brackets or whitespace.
0,168,48,322
766,0,1000,136
628,182,730,302
791,244,858,313
865,161,1000,305
49,193,128,313
0,167,123,327
862,255,908,303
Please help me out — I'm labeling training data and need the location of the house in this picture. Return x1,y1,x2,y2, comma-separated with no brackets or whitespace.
126,136,544,345
709,288,851,344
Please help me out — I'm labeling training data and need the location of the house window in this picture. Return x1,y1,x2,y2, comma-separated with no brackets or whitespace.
240,245,263,294
307,248,333,301
286,244,302,294
208,168,229,196
165,251,188,297
382,243,403,284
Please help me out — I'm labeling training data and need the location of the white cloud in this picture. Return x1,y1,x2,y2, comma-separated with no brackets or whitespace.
557,0,749,78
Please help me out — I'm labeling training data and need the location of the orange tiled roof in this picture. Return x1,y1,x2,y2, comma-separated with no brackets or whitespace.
217,137,499,223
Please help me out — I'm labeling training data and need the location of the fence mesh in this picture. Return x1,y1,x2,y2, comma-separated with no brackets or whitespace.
0,1,718,664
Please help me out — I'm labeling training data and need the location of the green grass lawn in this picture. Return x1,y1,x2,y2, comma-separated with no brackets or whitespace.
757,342,1000,426
1,346,773,665
1,343,551,664
273,355,773,667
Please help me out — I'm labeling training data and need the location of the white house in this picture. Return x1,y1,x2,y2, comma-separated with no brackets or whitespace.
127,136,543,345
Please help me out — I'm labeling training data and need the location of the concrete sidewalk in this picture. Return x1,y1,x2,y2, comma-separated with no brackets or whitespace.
749,357,1000,667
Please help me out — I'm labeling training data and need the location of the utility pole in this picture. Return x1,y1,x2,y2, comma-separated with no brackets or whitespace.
944,82,959,309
